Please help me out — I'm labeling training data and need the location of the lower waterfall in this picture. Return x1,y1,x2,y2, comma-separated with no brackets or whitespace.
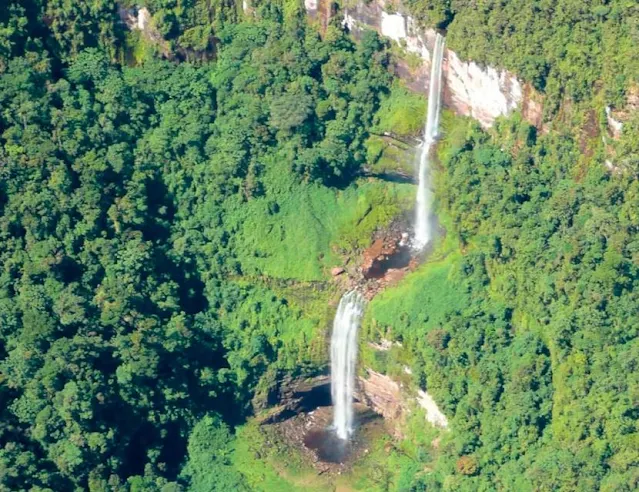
331,290,366,440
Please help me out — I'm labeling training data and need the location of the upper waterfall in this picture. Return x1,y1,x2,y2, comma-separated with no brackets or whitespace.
414,33,445,249
331,290,365,440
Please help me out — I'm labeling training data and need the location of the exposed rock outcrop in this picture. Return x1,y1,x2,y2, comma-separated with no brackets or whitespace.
605,84,639,140
306,0,334,33
606,106,624,139
255,375,331,424
118,6,170,56
334,0,543,128
443,49,522,128
357,369,405,422
361,237,401,279
118,5,151,32
417,390,449,428
358,224,416,299
357,369,449,431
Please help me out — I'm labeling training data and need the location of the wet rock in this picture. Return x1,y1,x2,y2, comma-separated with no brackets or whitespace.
274,404,386,471
606,106,624,139
605,84,639,140
361,237,399,279
356,223,417,299
360,228,413,281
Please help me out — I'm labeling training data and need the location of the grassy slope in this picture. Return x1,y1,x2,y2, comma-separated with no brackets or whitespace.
361,110,473,373
232,153,415,281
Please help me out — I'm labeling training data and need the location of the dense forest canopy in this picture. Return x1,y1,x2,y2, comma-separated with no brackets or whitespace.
407,0,639,113
0,1,397,489
366,111,639,490
1,0,638,491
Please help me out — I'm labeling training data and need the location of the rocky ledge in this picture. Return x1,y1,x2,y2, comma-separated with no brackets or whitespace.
329,216,421,300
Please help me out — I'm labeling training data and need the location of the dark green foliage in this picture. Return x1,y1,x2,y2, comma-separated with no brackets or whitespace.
373,113,639,490
181,414,248,491
1,0,638,490
0,4,393,489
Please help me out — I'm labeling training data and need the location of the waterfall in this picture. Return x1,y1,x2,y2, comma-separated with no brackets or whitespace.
331,290,365,440
414,33,446,249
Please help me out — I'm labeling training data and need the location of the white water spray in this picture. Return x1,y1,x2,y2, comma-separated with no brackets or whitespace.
414,33,446,249
331,290,365,440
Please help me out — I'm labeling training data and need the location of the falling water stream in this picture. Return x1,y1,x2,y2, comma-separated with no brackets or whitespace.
331,290,365,440
414,33,446,249
328,34,445,446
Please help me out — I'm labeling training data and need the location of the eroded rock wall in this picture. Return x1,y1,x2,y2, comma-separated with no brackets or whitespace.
335,0,543,128
357,369,449,430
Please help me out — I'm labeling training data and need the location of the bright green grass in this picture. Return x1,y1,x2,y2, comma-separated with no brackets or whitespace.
373,83,428,137
364,205,466,345
232,153,415,281
232,420,333,491
365,252,466,340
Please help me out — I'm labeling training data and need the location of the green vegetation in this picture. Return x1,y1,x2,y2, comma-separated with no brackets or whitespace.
364,107,639,490
1,0,638,491
366,134,416,176
0,3,403,490
363,84,426,179
407,0,639,115
232,420,334,491
232,161,413,280
373,83,427,137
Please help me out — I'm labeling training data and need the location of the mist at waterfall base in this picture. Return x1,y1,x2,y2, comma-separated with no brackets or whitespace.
331,290,365,440
303,291,365,463
414,33,445,250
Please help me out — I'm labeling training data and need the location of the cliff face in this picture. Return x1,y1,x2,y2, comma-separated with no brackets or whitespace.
327,0,542,128
357,369,449,431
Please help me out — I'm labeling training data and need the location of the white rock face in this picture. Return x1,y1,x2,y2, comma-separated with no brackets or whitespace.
137,7,151,31
119,6,151,32
380,12,406,42
445,50,522,128
342,11,358,31
417,390,449,428
605,106,624,138
338,0,524,128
